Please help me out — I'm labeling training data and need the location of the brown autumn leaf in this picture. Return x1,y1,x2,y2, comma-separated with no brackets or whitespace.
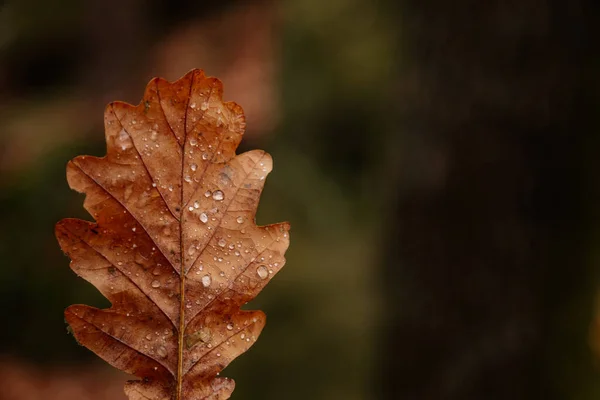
55,69,290,400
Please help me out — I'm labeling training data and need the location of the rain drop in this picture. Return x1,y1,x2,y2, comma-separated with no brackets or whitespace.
202,275,212,287
190,163,198,171
256,265,269,280
226,323,233,331
156,346,167,358
236,216,244,224
199,212,209,224
151,280,161,288
218,238,226,247
212,190,224,201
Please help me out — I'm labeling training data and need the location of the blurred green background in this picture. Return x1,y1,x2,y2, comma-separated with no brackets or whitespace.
0,0,599,399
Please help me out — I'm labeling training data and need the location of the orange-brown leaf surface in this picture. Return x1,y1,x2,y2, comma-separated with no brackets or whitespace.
55,69,290,400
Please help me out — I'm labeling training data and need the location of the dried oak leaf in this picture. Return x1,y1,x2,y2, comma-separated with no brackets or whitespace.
55,69,290,400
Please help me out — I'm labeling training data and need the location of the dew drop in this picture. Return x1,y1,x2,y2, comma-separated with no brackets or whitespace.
236,216,244,224
200,102,209,111
202,153,209,160
190,138,198,146
204,190,212,198
146,334,152,340
212,190,224,201
118,129,132,151
202,275,212,287
157,346,167,358
184,175,192,183
190,163,198,171
193,201,200,209
218,238,226,247
256,265,269,280
226,323,233,331
199,212,208,224
151,280,161,288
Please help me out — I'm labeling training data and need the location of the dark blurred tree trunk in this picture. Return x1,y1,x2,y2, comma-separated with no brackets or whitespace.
378,1,600,399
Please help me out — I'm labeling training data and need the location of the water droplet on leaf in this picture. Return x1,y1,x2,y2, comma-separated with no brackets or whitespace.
157,346,167,358
212,190,224,201
257,265,268,279
199,213,208,223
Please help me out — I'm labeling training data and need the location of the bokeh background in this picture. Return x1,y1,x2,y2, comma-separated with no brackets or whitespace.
0,0,599,399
